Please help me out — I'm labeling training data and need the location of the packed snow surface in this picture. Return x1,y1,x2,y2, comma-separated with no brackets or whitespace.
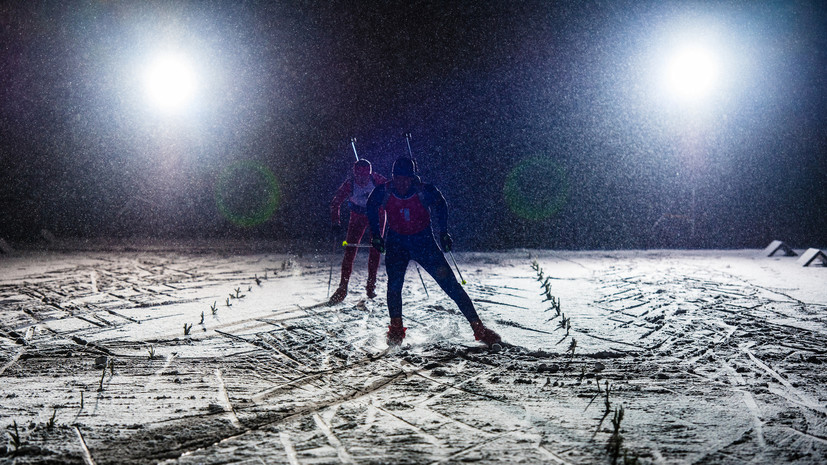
1,243,825,464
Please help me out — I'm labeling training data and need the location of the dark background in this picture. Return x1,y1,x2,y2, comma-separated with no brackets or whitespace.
1,1,825,250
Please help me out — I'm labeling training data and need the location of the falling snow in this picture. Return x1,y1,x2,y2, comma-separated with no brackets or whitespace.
1,2,826,463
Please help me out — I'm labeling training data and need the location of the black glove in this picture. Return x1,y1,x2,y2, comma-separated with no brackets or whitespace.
371,236,386,254
440,232,453,252
332,223,344,237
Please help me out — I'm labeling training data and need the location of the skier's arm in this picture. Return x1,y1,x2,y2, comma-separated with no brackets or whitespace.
373,172,388,185
330,181,351,225
366,184,385,237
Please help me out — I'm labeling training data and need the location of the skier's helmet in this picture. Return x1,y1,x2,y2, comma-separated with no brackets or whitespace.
392,157,416,177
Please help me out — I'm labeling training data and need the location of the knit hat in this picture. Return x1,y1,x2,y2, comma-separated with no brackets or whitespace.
392,157,416,177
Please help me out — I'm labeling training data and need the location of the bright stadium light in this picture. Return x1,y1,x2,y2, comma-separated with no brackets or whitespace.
143,52,198,113
663,45,719,102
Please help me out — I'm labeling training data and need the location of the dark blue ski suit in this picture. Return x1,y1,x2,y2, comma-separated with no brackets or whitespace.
366,177,480,322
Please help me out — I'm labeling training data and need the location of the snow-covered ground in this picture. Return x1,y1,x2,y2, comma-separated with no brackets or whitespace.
1,243,825,464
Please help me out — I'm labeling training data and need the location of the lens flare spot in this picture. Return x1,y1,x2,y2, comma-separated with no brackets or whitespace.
503,156,569,221
215,161,280,227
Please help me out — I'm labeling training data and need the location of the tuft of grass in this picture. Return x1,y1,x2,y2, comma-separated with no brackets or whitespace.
184,323,193,335
552,297,561,316
210,301,218,315
147,345,155,360
544,297,562,321
535,259,572,354
567,338,577,357
607,405,625,465
557,314,569,332
254,274,262,286
97,359,114,391
47,408,57,429
225,298,232,307
535,257,562,324
604,381,612,412
6,420,21,454
199,311,205,325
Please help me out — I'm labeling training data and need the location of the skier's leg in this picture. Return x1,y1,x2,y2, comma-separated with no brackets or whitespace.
330,214,363,303
384,241,409,320
384,239,409,346
366,249,380,298
414,237,500,346
415,240,480,322
366,210,386,298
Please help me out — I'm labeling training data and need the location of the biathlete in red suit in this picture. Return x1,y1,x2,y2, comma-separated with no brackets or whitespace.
366,157,501,347
329,159,387,304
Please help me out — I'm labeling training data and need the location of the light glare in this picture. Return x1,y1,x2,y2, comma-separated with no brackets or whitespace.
144,53,197,113
664,45,718,102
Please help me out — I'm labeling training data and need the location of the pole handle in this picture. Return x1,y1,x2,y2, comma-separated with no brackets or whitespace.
342,241,372,248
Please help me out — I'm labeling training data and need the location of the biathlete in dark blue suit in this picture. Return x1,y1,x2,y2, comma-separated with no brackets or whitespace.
366,157,501,347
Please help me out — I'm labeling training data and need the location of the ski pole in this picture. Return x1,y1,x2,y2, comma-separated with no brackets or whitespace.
404,132,413,158
350,137,359,161
341,241,373,248
403,132,429,297
328,260,333,298
328,239,337,299
415,265,430,299
449,251,467,285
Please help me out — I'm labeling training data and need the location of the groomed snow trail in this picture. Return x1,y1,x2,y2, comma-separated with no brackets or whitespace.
1,246,825,464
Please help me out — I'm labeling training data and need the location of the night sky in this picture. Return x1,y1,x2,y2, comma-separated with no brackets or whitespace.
1,1,825,250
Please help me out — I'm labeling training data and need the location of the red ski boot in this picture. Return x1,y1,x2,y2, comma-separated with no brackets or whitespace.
386,317,407,347
470,320,502,347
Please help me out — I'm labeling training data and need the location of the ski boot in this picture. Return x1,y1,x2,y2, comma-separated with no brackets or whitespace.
386,317,407,347
470,320,502,349
328,287,347,305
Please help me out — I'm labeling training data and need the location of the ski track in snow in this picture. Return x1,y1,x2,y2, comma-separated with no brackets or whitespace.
0,246,825,464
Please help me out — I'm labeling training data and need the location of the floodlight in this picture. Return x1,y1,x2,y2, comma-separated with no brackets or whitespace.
663,45,719,102
143,52,198,113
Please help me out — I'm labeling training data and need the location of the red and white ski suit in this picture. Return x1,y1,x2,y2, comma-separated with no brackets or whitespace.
330,173,387,293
